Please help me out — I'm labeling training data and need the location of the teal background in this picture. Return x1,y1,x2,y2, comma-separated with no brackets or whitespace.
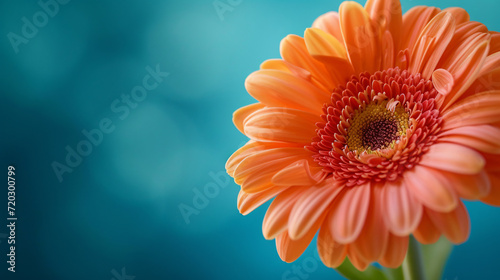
1,0,499,279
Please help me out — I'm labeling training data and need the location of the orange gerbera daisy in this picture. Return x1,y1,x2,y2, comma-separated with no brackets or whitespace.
226,0,500,272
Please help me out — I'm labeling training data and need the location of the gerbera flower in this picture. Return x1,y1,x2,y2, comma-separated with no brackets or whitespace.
226,0,500,271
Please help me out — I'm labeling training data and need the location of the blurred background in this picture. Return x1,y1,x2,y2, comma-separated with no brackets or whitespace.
1,0,499,279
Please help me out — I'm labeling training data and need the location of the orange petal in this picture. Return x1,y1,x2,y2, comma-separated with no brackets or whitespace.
312,12,344,43
245,69,329,115
275,218,324,263
349,184,389,262
237,186,288,215
262,187,305,239
339,1,381,73
439,34,490,110
481,172,500,206
419,143,485,175
347,246,370,271
260,59,312,81
489,31,500,55
288,178,343,239
280,35,337,91
401,6,441,53
443,7,470,25
365,0,402,53
304,28,347,60
409,12,456,79
413,211,441,244
243,107,320,144
426,201,470,244
381,180,423,236
442,91,500,130
330,183,371,244
272,159,325,187
233,103,266,134
405,165,458,212
226,141,294,177
439,125,500,154
317,216,347,268
234,147,312,193
378,234,409,268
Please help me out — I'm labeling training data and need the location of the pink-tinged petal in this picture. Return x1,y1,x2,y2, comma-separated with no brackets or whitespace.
381,180,423,236
432,68,454,97
243,107,321,144
237,186,288,215
330,183,371,244
272,159,326,187
339,1,381,73
413,211,441,244
439,35,491,110
439,125,500,154
405,165,458,212
401,7,441,53
409,12,456,79
312,12,344,43
288,178,343,239
442,91,500,130
262,187,305,240
280,35,337,90
350,184,389,262
379,234,409,268
365,0,403,53
276,217,324,263
317,216,347,268
245,70,329,115
481,173,500,206
419,143,485,175
234,147,312,193
443,7,470,25
426,201,470,244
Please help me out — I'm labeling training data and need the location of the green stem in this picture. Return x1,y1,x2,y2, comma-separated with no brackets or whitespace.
402,235,426,280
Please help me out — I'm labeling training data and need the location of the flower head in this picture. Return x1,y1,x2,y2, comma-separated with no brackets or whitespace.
226,0,500,270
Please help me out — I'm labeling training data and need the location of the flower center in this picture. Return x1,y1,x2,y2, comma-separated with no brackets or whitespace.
307,67,442,186
347,102,409,152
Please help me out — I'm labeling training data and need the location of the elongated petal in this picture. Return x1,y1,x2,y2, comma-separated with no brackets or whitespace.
413,211,441,244
426,201,470,244
312,12,344,43
350,184,389,262
439,125,500,154
339,1,381,73
238,186,288,215
262,187,305,239
317,216,347,268
443,7,469,25
382,180,423,236
288,179,343,239
442,91,500,130
243,107,320,144
245,70,329,115
401,7,441,53
272,159,325,187
405,165,458,212
409,12,455,79
233,103,266,134
365,0,402,52
481,173,500,206
276,217,324,262
419,143,485,175
330,183,371,244
378,234,409,268
234,147,312,193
